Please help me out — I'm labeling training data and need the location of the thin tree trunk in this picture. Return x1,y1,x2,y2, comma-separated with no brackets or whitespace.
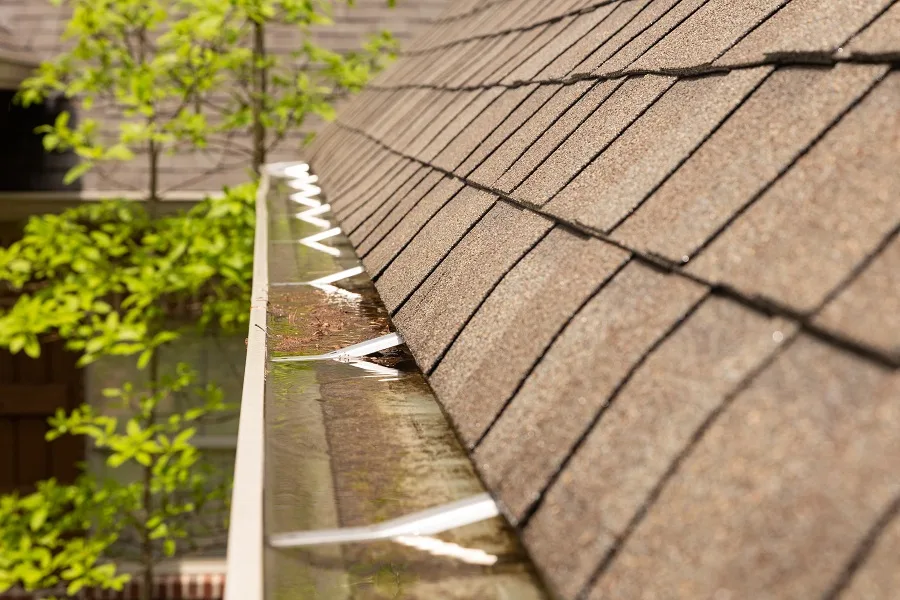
148,142,161,218
141,350,160,600
251,20,267,175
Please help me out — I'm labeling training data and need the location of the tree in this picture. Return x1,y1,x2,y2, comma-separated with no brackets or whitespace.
0,0,397,597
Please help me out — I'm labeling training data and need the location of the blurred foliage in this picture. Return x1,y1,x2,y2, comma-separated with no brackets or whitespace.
1,0,397,596
0,364,233,597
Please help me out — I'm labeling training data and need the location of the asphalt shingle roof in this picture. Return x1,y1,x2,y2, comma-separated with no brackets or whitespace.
305,2,900,596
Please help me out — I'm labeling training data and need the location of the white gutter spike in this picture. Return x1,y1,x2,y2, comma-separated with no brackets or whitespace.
289,192,322,208
299,227,342,256
271,332,404,363
308,266,365,285
295,204,332,229
394,536,499,566
283,163,310,178
268,493,499,548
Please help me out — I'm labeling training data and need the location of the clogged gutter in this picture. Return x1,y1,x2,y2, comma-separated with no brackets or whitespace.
225,164,548,600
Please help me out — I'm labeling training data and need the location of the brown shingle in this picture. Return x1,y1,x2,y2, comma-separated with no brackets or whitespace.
372,186,495,310
613,63,887,262
347,166,431,243
432,85,538,172
597,0,707,75
360,176,464,272
500,15,582,84
546,67,770,231
590,336,900,599
494,79,613,193
394,202,553,372
475,262,706,522
574,0,681,74
532,1,624,80
467,83,573,185
524,297,795,599
629,0,788,71
355,169,446,254
688,71,900,314
841,512,900,600
405,92,479,157
339,160,422,233
508,75,671,202
418,88,505,162
715,0,893,65
814,233,900,361
457,84,561,176
430,228,629,448
844,0,900,58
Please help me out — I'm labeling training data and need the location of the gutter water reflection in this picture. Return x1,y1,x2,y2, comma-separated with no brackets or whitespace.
263,174,547,599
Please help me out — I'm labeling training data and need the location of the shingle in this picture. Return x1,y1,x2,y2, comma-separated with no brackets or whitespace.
488,80,600,191
361,177,465,273
466,83,577,186
629,0,787,72
330,154,407,212
347,165,431,243
632,0,789,70
356,170,446,254
715,0,892,65
547,67,770,231
470,25,552,86
457,84,561,176
394,202,553,372
814,233,900,361
613,64,887,262
508,75,670,202
418,88,505,162
405,92,478,156
841,512,900,600
493,80,604,192
500,15,581,84
444,37,510,87
688,71,900,314
574,0,681,74
591,336,900,600
597,0,708,75
524,297,795,599
339,160,422,233
430,228,629,448
372,186,496,310
844,0,900,58
475,262,706,522
368,89,433,140
432,85,538,172
536,2,624,79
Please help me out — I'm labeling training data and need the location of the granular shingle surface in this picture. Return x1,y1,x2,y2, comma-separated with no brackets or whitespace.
301,0,900,595
393,202,552,372
591,336,900,599
475,262,706,521
613,63,887,260
688,71,900,313
547,67,770,231
430,227,629,447
524,297,795,599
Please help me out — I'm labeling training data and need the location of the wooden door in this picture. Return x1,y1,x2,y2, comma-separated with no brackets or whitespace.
0,222,84,494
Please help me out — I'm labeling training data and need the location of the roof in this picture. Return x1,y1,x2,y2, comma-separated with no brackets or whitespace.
302,0,900,598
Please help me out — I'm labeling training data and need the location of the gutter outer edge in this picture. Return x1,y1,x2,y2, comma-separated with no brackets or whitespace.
224,172,270,600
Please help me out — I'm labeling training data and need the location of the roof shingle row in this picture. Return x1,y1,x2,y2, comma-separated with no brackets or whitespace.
305,2,900,597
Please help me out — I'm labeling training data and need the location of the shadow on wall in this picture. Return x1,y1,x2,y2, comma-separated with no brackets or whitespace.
0,91,81,192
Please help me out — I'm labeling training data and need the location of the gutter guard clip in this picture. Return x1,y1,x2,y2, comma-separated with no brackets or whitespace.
271,332,404,363
268,493,499,548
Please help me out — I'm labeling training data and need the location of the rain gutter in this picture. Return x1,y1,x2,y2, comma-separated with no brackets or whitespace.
225,163,548,600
